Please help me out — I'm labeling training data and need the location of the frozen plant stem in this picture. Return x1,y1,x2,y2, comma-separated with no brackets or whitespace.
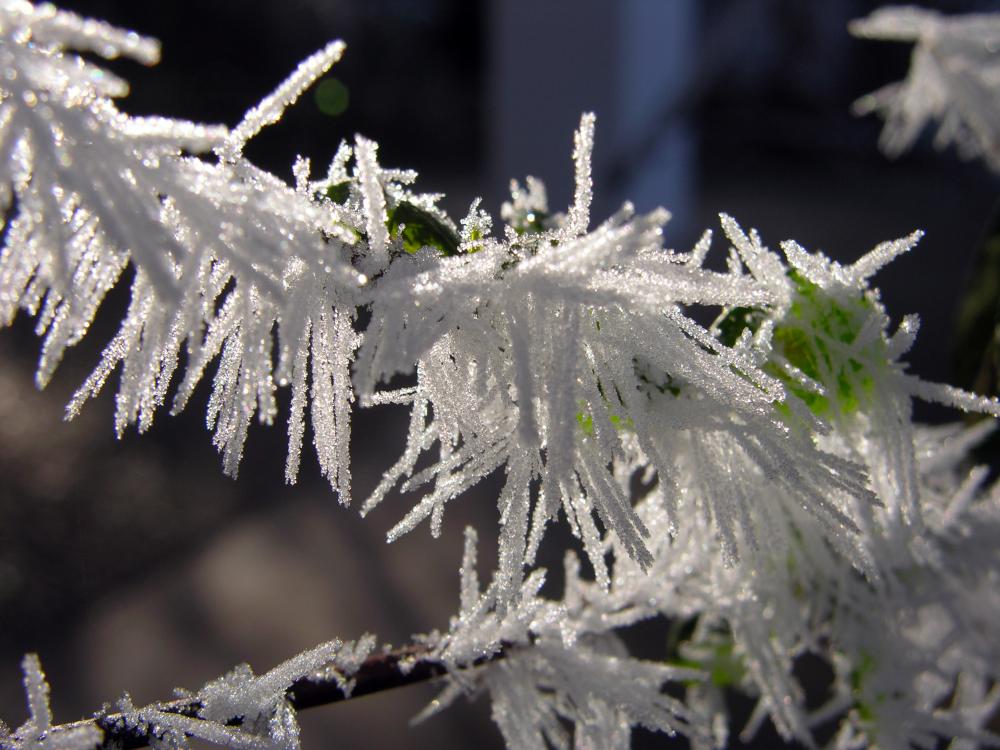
55,644,502,750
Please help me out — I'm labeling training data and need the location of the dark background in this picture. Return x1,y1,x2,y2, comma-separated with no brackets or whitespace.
1,1,998,747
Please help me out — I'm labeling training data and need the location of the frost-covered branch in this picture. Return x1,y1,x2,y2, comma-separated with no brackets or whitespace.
14,641,484,750
1,637,486,750
0,0,370,498
851,6,1000,171
2,2,1000,749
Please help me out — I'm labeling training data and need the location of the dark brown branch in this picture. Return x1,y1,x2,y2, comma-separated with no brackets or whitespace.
51,643,503,749
288,644,452,710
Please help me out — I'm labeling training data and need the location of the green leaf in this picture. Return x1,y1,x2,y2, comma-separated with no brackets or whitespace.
387,201,460,257
769,271,881,418
850,651,884,724
672,632,746,689
716,306,766,347
324,181,350,205
608,413,635,430
850,651,876,694
708,641,746,688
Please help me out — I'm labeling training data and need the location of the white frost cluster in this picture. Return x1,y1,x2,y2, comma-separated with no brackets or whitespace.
0,637,376,750
411,527,709,750
0,0,371,500
109,637,374,750
851,6,1000,171
358,116,883,604
2,2,1000,749
416,414,1000,749
0,654,102,750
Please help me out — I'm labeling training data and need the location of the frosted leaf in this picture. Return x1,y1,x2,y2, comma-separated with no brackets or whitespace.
120,638,374,750
458,198,492,254
0,4,371,492
59,170,363,493
443,636,708,750
712,217,1000,554
580,461,797,738
2,9,999,749
851,7,1000,171
358,177,878,605
0,1,236,303
6,1,160,65
572,398,1000,748
820,605,1000,750
353,136,390,276
425,533,711,747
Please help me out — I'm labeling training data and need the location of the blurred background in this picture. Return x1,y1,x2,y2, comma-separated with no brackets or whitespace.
1,0,999,747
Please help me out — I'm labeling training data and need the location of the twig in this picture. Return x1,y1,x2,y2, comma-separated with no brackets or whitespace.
51,643,500,750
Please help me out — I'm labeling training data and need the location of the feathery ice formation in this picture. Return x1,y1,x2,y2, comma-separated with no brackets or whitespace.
1,2,999,748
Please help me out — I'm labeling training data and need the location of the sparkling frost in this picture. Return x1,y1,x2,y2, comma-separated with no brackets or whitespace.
1,4,1000,749
851,6,1000,171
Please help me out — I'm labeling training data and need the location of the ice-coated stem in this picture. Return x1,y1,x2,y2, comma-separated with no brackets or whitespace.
52,643,505,750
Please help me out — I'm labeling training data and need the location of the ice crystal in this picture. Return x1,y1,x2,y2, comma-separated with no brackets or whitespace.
0,1,380,497
851,6,1000,171
714,216,1000,568
532,418,1000,749
2,654,102,750
477,638,705,750
106,637,375,750
2,3,1000,749
217,41,345,163
188,640,354,750
357,116,881,602
417,526,709,749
